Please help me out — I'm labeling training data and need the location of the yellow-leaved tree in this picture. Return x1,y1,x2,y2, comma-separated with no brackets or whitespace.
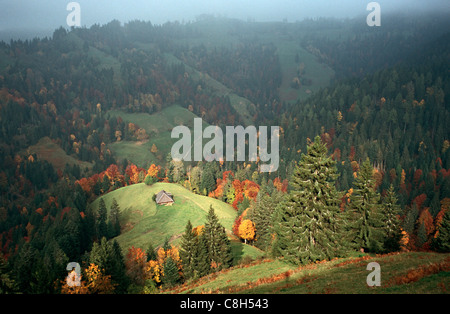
61,263,115,294
238,219,256,244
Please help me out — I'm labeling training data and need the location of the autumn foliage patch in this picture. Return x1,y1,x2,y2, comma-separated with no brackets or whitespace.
386,258,450,287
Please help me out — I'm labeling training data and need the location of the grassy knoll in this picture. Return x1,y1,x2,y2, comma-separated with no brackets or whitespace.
90,182,264,263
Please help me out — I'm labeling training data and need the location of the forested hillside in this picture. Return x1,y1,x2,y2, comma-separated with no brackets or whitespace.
0,14,449,294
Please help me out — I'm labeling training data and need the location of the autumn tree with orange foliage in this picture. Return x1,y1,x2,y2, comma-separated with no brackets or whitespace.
273,177,288,193
145,240,183,287
209,170,234,200
418,209,435,237
61,263,115,294
125,164,146,185
192,225,205,236
144,164,160,185
209,171,260,211
399,228,410,251
104,164,124,188
125,246,147,286
232,214,244,239
238,219,256,244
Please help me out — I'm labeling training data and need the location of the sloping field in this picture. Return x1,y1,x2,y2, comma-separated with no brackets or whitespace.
107,105,203,168
163,53,255,126
25,136,93,171
90,182,264,262
166,251,450,294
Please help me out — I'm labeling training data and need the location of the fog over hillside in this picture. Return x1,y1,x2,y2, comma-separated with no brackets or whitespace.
0,0,449,40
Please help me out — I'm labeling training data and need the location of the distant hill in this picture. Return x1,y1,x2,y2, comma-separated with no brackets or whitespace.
107,105,205,168
90,182,264,262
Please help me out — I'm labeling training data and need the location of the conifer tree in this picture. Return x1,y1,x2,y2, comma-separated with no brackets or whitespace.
146,241,157,262
200,163,217,195
193,234,211,278
108,198,121,238
203,205,233,271
381,185,402,252
432,210,450,252
89,238,128,293
417,222,428,248
82,205,96,250
347,158,385,253
403,203,419,235
0,251,17,293
251,182,283,251
180,220,196,280
101,174,110,193
163,256,180,287
97,198,108,240
273,136,347,265
162,237,171,251
110,240,129,293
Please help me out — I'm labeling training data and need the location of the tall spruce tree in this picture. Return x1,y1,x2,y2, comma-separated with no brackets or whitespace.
347,158,385,253
193,234,211,278
97,198,108,240
432,210,450,252
163,256,180,287
382,185,402,252
200,163,217,195
146,241,157,262
108,198,121,238
203,205,233,271
273,135,347,265
89,237,128,293
251,181,283,252
110,240,129,293
180,220,196,280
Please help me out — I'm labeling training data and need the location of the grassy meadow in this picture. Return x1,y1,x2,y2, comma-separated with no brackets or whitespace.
89,182,264,262
107,105,204,168
166,251,450,294
24,136,93,171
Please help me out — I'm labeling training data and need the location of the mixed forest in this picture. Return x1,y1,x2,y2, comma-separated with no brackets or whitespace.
0,13,449,294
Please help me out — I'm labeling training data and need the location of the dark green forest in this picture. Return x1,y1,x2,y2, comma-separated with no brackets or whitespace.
0,13,449,293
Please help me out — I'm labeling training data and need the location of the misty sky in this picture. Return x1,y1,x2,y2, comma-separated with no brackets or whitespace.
0,0,449,38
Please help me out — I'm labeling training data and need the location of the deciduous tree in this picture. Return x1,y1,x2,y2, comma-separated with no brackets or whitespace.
125,246,147,286
238,219,256,244
61,263,115,294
